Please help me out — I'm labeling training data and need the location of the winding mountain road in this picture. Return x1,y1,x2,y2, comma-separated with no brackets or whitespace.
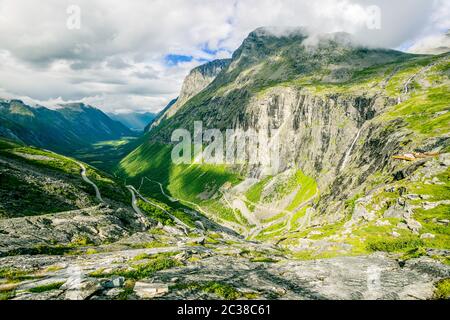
126,185,190,233
143,177,178,202
77,162,103,202
126,185,145,216
142,177,246,235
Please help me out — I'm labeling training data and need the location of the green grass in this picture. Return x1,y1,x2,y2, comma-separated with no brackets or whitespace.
3,145,80,175
245,176,272,203
85,167,130,203
0,137,131,217
131,251,179,261
90,253,180,280
413,204,450,251
137,195,200,230
28,282,64,293
344,193,364,214
137,199,175,226
291,249,342,261
70,136,141,173
117,141,243,223
254,221,287,241
290,206,308,230
434,278,450,299
0,171,79,218
0,289,16,300
171,281,242,300
366,236,424,252
202,199,242,224
131,253,153,261
0,267,38,282
3,241,107,257
249,257,278,263
382,86,450,138
70,235,94,246
121,141,240,204
409,170,450,202
244,170,317,214
116,281,136,300
260,211,286,224
0,138,21,150
285,171,318,211
129,240,171,250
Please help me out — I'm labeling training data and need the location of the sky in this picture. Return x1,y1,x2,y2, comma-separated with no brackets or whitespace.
0,0,448,114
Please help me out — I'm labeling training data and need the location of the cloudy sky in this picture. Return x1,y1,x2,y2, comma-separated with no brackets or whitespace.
0,0,448,114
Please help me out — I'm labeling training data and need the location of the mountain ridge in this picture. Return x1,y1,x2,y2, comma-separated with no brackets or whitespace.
119,28,450,259
149,59,231,129
0,100,134,154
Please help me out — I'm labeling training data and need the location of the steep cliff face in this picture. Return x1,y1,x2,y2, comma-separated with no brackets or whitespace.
121,28,449,256
150,59,231,128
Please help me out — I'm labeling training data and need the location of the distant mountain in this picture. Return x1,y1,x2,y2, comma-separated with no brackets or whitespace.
0,100,134,154
144,98,177,132
108,111,157,131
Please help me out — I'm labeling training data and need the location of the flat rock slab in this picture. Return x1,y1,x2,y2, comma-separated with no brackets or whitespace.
62,278,101,300
153,253,450,300
134,281,169,299
2,247,449,300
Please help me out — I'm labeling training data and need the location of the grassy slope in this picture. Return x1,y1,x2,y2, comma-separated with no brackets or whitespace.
70,136,142,173
0,137,129,218
117,140,243,223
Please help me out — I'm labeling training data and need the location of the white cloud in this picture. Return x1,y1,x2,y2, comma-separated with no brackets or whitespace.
0,0,448,113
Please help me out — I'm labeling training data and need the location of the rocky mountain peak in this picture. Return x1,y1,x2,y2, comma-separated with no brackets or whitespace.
150,59,231,128
192,58,231,78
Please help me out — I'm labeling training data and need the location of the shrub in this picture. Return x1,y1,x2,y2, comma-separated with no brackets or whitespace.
434,279,450,300
366,237,424,252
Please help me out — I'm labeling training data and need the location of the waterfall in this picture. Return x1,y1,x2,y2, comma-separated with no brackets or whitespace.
340,128,362,171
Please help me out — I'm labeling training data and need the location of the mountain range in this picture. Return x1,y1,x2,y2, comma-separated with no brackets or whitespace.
119,27,449,266
0,100,134,154
0,27,449,300
108,112,157,132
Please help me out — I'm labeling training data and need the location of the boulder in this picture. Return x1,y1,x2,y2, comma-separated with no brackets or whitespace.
405,219,422,234
104,288,124,298
353,204,376,222
134,281,169,299
103,276,125,288
384,207,404,219
62,278,101,300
